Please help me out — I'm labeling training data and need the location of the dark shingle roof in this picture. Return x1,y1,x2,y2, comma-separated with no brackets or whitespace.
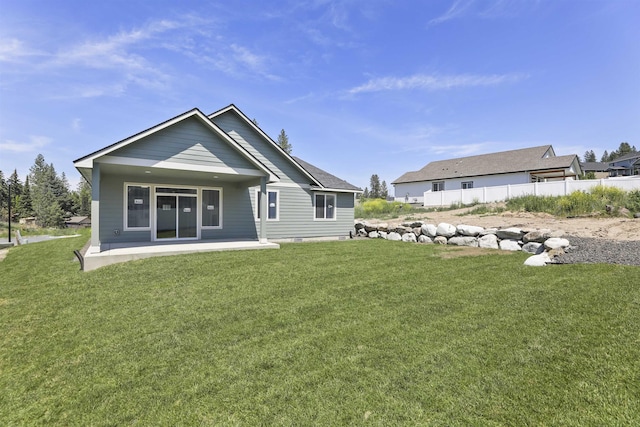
293,157,361,192
580,162,610,172
392,145,579,184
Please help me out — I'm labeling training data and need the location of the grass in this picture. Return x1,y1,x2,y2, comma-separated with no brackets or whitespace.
0,221,80,239
1,236,640,425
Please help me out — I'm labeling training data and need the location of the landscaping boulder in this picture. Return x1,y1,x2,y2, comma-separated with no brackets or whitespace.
496,227,525,240
544,237,570,250
448,236,479,247
436,222,457,238
523,229,551,243
433,236,448,245
522,242,544,254
478,234,499,249
402,233,417,243
378,231,388,239
387,232,402,241
457,224,484,237
524,252,551,267
499,239,521,251
368,231,379,239
418,235,433,244
421,223,438,238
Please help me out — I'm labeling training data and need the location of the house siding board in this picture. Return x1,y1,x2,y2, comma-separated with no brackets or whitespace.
211,112,311,185
111,117,258,171
250,186,354,239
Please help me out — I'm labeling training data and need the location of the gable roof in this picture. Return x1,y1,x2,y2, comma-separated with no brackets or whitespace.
73,108,279,183
392,145,580,184
580,161,610,172
293,157,362,192
208,104,324,188
609,151,640,163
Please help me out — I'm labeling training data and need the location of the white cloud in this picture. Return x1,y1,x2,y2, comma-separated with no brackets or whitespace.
348,73,527,94
428,0,475,26
0,135,52,153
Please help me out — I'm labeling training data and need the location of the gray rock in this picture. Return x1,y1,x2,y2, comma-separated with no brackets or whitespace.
448,236,479,247
634,212,640,219
421,223,438,238
375,223,389,232
499,239,522,251
378,231,388,239
354,221,366,230
357,228,368,237
433,236,448,245
544,237,570,250
496,227,525,240
522,242,544,254
436,222,457,238
523,229,551,243
478,234,499,249
413,227,423,236
418,235,433,244
480,228,499,236
402,233,417,243
368,231,379,239
524,252,551,267
387,232,402,241
457,224,484,237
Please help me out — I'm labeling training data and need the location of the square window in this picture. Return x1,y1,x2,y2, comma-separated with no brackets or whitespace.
315,193,336,220
432,182,444,192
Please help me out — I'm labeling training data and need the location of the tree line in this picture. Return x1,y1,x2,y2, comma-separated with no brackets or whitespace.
362,174,389,199
1,154,91,228
582,142,637,163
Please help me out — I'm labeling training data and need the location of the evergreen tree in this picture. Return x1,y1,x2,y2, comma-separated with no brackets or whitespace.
600,150,609,162
0,170,6,220
277,129,292,154
16,176,34,218
362,187,370,199
369,174,381,198
380,180,389,199
29,154,65,227
73,178,91,216
583,150,596,163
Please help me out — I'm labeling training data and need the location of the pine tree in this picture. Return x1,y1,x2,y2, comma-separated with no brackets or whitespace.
16,176,34,218
277,129,292,154
369,174,381,199
362,187,370,199
0,170,6,220
601,150,609,162
29,154,65,227
583,150,596,163
380,180,389,200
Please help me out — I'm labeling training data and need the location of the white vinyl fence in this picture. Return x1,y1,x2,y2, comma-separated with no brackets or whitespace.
422,177,640,207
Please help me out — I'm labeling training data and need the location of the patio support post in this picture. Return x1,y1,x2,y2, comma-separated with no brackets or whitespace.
89,163,101,253
259,176,268,243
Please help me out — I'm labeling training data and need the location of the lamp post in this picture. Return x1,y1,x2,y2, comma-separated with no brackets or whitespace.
7,181,11,243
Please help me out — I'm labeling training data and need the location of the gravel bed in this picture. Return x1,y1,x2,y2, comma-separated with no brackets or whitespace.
551,236,640,266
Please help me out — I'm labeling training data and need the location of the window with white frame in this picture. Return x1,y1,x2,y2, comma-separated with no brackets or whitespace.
201,188,222,228
125,184,150,229
462,181,473,189
315,193,336,220
432,181,445,192
255,189,279,220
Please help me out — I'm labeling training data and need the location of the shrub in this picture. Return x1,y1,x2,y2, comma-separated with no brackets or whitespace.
625,189,640,213
355,198,413,218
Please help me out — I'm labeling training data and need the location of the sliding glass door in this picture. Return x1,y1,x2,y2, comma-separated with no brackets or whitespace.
156,189,197,240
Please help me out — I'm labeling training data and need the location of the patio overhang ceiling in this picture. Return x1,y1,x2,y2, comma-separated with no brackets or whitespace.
529,168,578,179
77,157,275,185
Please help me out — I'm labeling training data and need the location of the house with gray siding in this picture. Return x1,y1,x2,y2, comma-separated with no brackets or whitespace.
74,104,360,264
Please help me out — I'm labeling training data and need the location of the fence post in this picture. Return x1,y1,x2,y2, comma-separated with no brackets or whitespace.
483,186,487,203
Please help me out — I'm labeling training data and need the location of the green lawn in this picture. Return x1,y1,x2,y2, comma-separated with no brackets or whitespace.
1,235,639,425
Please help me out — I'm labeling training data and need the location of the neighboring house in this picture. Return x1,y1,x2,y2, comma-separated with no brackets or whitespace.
392,145,582,200
65,216,91,229
74,104,360,255
580,161,610,179
608,152,640,177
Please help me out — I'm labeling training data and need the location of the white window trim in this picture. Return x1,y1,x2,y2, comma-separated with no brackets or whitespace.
462,181,473,189
314,192,337,221
432,181,445,192
201,187,223,229
124,183,152,231
255,189,280,221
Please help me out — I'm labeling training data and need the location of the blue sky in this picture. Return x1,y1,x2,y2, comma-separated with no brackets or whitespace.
1,0,638,193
